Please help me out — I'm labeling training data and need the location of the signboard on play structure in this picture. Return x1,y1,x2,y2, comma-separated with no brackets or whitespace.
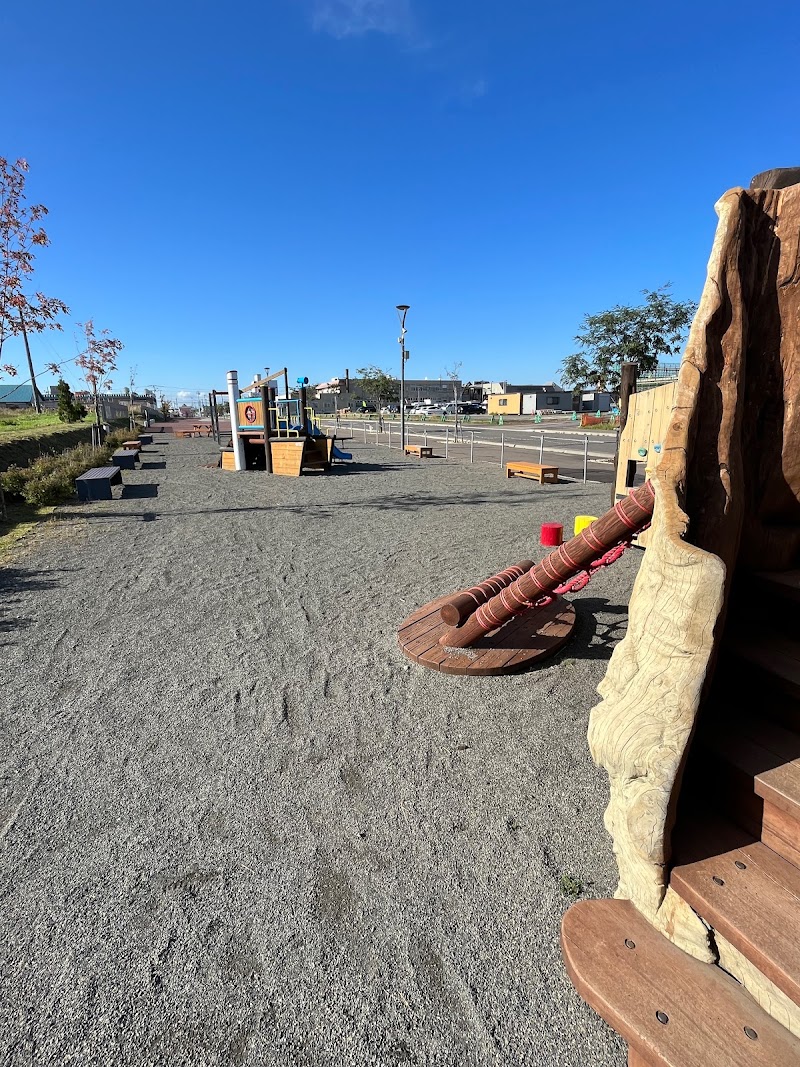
236,396,265,430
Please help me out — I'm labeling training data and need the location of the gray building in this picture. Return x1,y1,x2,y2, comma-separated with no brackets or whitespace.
314,376,462,412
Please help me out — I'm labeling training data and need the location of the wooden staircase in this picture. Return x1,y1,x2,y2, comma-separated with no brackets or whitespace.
563,571,800,1065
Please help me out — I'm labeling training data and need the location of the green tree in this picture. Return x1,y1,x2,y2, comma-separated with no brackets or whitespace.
355,365,398,410
55,378,87,423
560,285,697,394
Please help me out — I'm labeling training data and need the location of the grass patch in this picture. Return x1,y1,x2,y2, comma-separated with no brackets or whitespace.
0,411,92,441
0,503,55,560
559,873,585,898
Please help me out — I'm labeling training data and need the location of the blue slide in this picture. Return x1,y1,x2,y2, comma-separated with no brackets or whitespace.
304,421,352,461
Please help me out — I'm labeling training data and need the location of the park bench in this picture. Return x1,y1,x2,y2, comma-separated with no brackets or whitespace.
138,434,153,445
506,461,558,484
111,448,139,470
75,466,122,501
174,430,195,438
404,445,433,458
122,440,142,451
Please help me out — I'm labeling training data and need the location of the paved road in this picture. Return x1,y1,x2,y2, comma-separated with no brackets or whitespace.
321,418,617,484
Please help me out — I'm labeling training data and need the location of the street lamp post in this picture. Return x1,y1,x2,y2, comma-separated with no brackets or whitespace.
396,304,410,449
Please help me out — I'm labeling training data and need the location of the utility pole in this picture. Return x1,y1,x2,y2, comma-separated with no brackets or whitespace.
396,305,410,449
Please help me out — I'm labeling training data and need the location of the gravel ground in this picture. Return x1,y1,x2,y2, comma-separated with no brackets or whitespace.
0,435,641,1067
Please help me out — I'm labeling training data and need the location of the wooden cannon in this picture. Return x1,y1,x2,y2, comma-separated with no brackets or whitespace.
560,169,800,1064
397,482,655,677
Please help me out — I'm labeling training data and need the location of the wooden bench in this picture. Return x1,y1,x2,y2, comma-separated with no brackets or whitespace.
111,448,139,470
404,445,433,458
75,466,122,501
122,440,142,451
174,429,196,439
506,461,558,484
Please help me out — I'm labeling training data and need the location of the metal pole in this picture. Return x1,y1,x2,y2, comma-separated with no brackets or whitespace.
364,421,367,443
500,432,505,467
470,431,474,463
226,370,245,471
539,433,544,463
397,305,409,457
260,386,272,473
424,426,427,448
388,421,391,448
208,391,216,442
445,428,449,459
583,435,589,483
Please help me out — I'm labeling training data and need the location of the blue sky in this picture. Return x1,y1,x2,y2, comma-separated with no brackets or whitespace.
2,0,799,403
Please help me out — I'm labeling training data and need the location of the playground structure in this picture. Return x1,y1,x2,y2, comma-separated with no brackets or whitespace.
561,170,800,1062
212,369,350,476
397,481,655,676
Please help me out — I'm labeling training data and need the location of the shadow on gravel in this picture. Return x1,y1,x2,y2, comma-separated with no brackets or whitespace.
140,461,166,470
121,484,159,499
0,567,63,645
563,596,630,661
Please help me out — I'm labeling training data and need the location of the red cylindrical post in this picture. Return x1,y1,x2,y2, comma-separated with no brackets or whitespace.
540,522,563,547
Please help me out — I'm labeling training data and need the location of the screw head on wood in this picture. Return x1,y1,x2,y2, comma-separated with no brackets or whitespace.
712,875,725,885
744,1026,758,1040
734,860,746,870
656,1011,669,1025
624,938,636,949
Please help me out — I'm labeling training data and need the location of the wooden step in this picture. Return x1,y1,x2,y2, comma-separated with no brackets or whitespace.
698,715,800,868
671,819,800,1011
748,571,800,605
561,898,800,1066
724,629,800,709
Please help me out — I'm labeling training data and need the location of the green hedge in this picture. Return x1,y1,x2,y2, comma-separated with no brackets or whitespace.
1,442,118,506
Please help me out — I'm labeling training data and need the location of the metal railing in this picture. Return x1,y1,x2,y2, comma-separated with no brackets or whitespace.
319,418,613,483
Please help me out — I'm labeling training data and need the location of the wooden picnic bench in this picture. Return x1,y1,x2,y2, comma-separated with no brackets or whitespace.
404,445,433,458
506,461,558,484
111,448,139,470
75,465,122,501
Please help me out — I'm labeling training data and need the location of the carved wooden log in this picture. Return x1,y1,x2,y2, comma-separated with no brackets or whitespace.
439,560,535,627
439,482,655,648
588,178,800,993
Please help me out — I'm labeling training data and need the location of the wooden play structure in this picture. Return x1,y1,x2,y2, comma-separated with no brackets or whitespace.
614,380,677,500
561,169,800,1063
397,482,655,676
215,368,350,476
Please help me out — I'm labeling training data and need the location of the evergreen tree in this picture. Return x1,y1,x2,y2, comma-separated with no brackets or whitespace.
55,378,86,423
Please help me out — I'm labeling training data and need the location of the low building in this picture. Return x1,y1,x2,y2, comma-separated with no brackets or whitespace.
0,382,36,407
65,389,159,421
314,375,461,412
488,385,574,415
578,390,613,412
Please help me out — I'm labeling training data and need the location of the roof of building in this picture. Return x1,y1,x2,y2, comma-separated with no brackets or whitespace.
0,382,35,405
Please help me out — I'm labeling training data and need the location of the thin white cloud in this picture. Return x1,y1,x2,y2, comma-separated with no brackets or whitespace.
459,77,488,102
311,0,415,41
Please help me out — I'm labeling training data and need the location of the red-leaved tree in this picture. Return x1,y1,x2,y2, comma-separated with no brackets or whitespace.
0,157,69,408
75,319,124,444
